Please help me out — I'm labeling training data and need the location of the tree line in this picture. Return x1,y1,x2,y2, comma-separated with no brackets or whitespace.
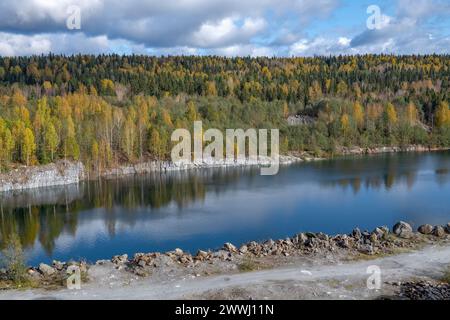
0,54,449,171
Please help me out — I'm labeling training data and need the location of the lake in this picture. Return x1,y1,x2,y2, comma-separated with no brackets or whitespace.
1,151,450,265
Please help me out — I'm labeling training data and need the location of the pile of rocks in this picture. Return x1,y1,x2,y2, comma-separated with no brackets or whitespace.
417,223,450,237
121,221,450,273
400,281,450,300
25,260,87,281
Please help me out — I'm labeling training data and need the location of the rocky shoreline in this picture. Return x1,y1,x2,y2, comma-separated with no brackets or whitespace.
2,220,449,299
0,145,448,193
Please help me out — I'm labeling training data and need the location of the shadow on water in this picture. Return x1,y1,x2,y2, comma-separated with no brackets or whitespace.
0,151,449,264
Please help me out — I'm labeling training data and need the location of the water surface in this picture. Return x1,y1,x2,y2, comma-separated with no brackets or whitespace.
1,151,449,265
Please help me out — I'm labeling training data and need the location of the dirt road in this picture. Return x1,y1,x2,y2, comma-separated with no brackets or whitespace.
1,244,449,300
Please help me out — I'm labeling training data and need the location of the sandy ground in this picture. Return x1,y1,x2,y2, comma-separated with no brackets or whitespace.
0,243,449,300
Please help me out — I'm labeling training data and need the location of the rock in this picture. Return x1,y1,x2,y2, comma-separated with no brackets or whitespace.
174,248,184,256
380,226,390,235
195,250,208,260
316,232,329,241
52,260,65,271
112,254,128,264
445,223,450,234
418,224,433,235
27,268,41,280
432,226,445,237
373,227,384,237
296,233,308,245
393,221,413,238
352,228,362,239
38,263,56,276
369,233,378,243
358,244,374,255
223,242,237,253
239,245,248,254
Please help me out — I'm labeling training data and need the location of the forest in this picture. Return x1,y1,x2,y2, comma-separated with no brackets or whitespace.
0,54,449,172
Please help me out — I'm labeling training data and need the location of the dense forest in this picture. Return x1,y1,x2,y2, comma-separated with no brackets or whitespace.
0,54,449,172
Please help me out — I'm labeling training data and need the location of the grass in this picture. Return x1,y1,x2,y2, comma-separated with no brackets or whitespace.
238,259,261,272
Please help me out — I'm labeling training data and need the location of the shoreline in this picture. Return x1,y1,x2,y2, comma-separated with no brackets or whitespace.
1,221,449,299
0,145,448,193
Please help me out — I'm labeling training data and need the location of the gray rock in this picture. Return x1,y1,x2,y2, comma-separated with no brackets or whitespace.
445,223,450,234
393,221,413,238
38,263,56,276
174,248,184,255
223,242,237,253
432,226,446,237
52,260,65,271
111,254,128,264
352,228,362,239
418,224,433,235
239,245,248,254
296,233,309,245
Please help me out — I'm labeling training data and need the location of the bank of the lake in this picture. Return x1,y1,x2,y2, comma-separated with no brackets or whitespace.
0,145,448,193
1,220,449,300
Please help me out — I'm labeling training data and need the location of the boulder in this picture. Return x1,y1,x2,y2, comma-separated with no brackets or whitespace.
174,248,184,256
393,221,413,238
432,226,446,238
296,233,308,245
38,263,56,276
352,228,362,239
418,224,433,235
239,245,248,254
52,260,65,271
223,242,237,253
111,254,128,264
445,223,450,234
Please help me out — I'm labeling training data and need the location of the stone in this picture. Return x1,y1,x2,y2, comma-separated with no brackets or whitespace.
112,254,128,264
358,244,374,255
418,224,433,235
239,245,248,254
223,242,237,253
369,233,378,243
296,233,308,245
432,226,446,237
393,221,413,238
52,260,65,271
38,263,56,276
196,250,208,259
352,228,362,239
445,223,450,234
174,248,184,255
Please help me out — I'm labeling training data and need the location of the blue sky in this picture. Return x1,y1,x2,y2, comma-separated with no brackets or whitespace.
0,0,449,56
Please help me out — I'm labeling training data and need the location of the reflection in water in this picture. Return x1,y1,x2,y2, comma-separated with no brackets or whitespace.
0,151,449,264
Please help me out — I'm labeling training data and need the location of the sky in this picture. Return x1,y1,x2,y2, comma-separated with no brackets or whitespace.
0,0,449,57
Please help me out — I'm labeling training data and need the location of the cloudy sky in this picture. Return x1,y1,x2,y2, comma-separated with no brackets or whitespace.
0,0,449,57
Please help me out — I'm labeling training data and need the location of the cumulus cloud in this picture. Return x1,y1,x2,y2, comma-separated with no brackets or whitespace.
0,0,448,56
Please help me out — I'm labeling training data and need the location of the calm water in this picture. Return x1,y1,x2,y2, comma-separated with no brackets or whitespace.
1,151,450,265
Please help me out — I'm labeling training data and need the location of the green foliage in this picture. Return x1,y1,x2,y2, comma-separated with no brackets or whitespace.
0,233,28,286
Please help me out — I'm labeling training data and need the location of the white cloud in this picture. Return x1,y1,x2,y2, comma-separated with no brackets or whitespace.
0,0,448,56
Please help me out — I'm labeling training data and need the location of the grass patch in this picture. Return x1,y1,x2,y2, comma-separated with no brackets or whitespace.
238,259,261,272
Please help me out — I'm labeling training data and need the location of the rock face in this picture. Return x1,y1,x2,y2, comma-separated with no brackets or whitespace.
418,224,433,235
0,160,84,193
393,221,413,238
